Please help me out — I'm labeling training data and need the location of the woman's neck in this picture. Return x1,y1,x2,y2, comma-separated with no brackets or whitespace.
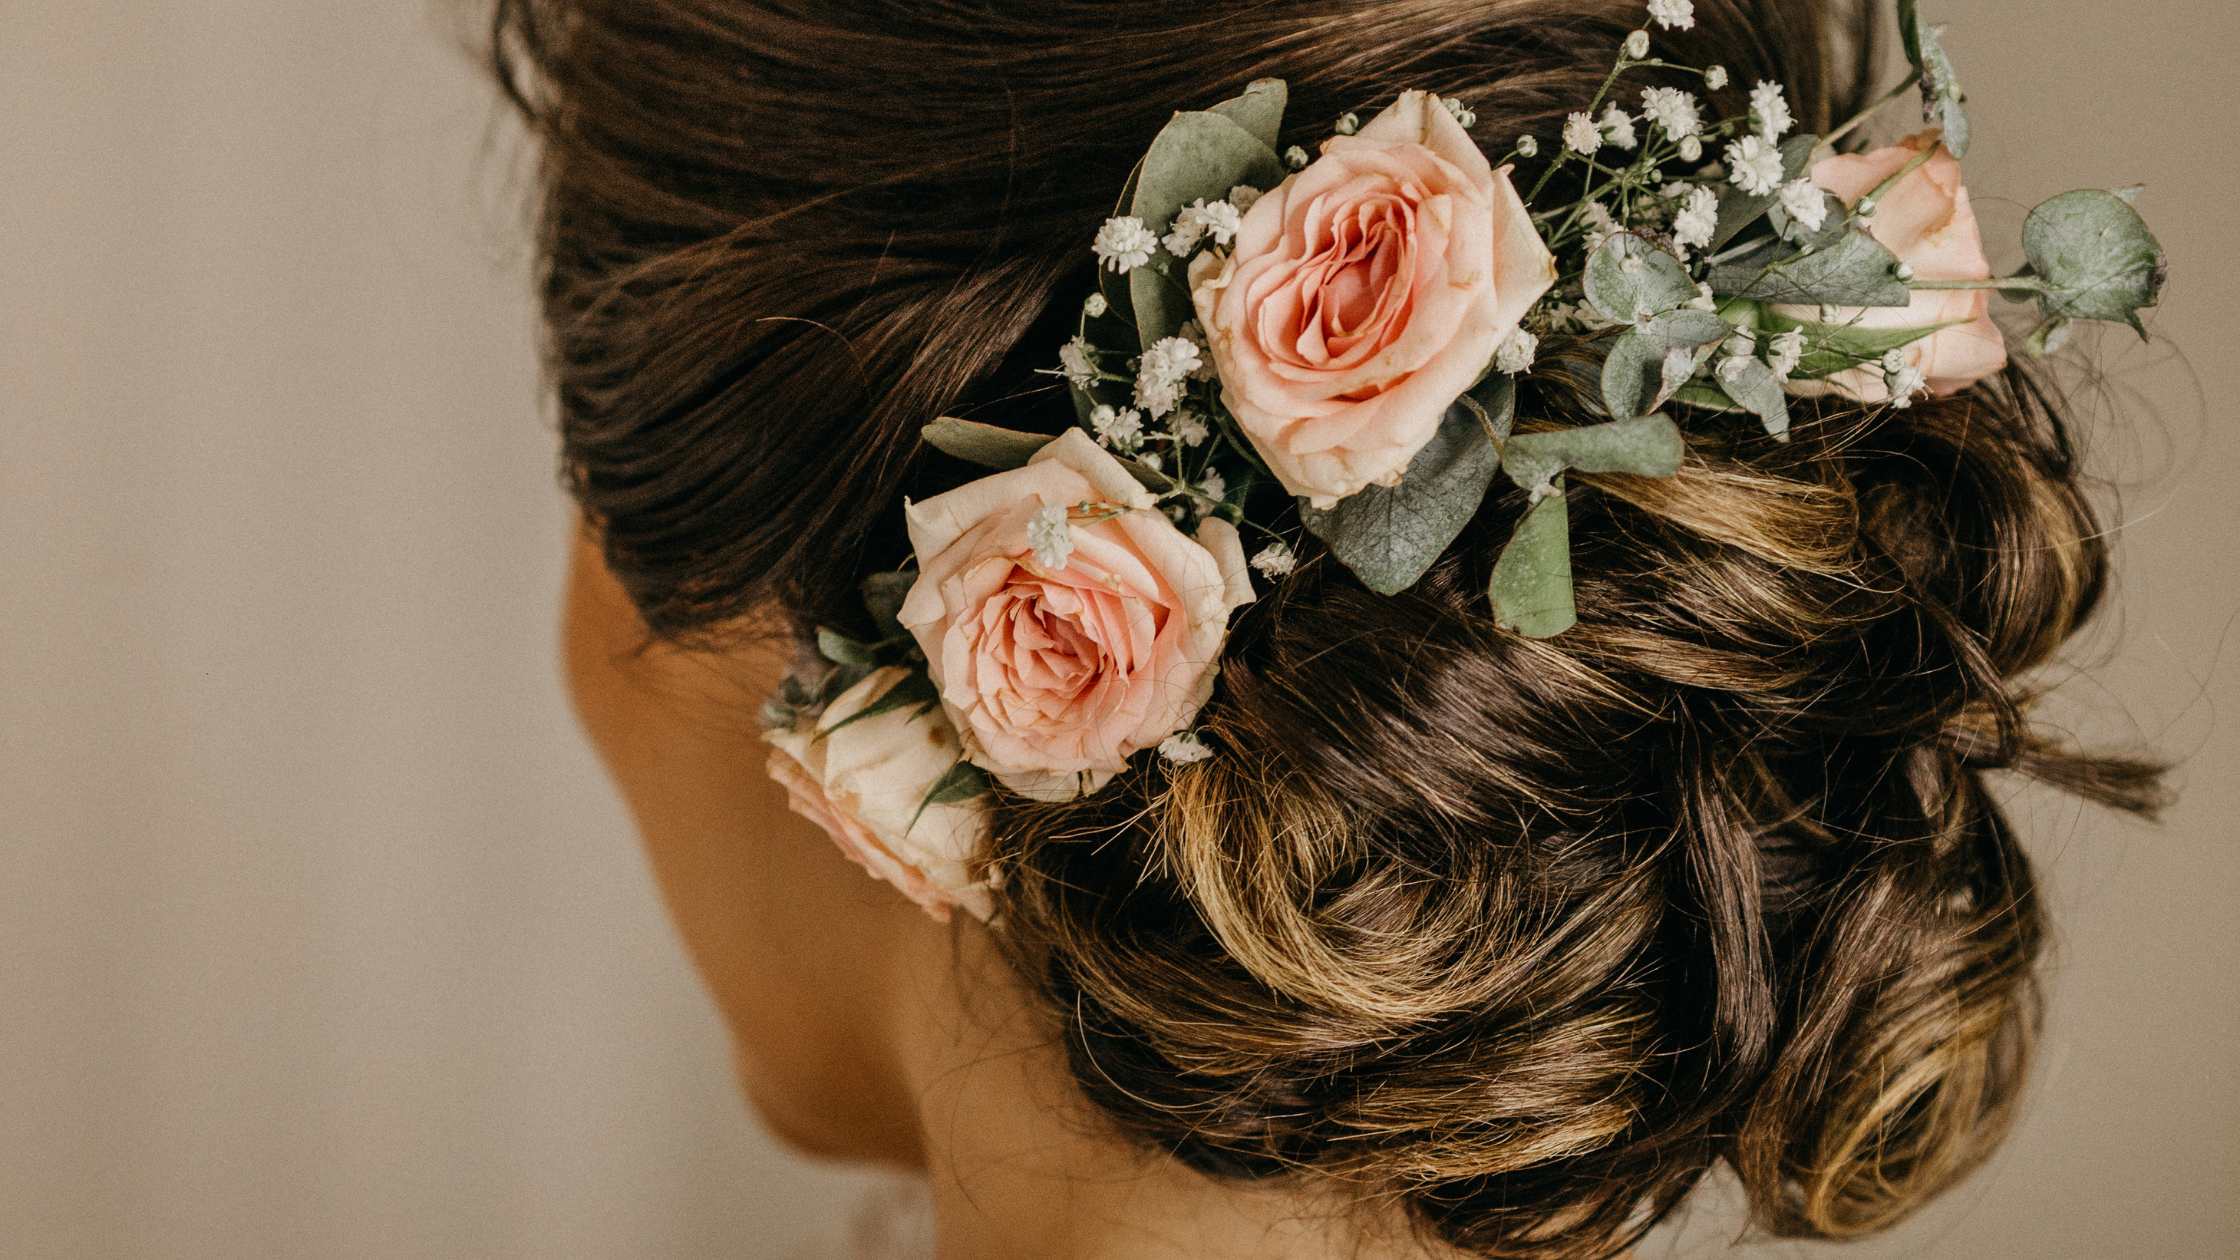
891,928,1462,1260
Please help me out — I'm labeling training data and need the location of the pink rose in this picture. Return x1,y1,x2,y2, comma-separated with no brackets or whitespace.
1785,130,2008,403
763,666,994,923
899,429,1254,801
1188,90,1555,508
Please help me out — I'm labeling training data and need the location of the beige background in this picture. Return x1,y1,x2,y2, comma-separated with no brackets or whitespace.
2,2,2232,1257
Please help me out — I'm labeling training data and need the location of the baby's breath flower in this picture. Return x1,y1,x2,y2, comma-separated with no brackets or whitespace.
1092,216,1157,273
1515,134,1541,158
1581,200,1623,251
1679,135,1705,163
1563,111,1604,156
1027,504,1074,570
1885,358,1928,407
1335,111,1361,136
1227,184,1264,214
1440,97,1476,129
1624,29,1651,59
1688,281,1717,311
1284,145,1311,169
1647,0,1696,30
1174,410,1210,447
1132,335,1203,418
1640,87,1703,142
1176,320,1215,378
1157,731,1214,764
1600,107,1639,151
1671,185,1719,250
1767,328,1806,379
1163,198,1245,257
1138,451,1163,472
1250,542,1298,579
1089,403,1145,451
1704,64,1729,90
1197,470,1227,501
1058,336,1097,388
1495,326,1540,375
1724,135,1784,196
1750,80,1794,141
1778,178,1829,233
1722,327,1757,359
1083,292,1108,318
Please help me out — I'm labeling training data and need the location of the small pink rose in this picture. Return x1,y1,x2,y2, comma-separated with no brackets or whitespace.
1785,130,2008,403
898,430,1254,801
764,666,994,923
1188,90,1556,508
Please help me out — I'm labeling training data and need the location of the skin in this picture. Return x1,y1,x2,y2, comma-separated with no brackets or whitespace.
560,526,1465,1259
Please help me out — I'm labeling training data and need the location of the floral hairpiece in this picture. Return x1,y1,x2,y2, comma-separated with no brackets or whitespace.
763,0,2168,920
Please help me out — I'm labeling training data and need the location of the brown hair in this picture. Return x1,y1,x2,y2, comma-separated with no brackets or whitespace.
490,1,2167,1254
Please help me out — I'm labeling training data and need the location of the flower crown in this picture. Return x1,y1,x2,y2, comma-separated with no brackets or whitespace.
762,0,2169,921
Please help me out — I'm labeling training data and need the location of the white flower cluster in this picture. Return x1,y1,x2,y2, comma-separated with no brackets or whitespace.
1647,0,1695,31
1163,197,1243,257
1027,503,1074,570
1134,334,1203,418
1671,185,1718,251
1092,216,1157,273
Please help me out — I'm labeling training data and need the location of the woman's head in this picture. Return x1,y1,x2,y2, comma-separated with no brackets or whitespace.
497,1,2165,1254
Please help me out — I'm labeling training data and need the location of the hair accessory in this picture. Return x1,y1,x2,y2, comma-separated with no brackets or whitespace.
765,0,2168,912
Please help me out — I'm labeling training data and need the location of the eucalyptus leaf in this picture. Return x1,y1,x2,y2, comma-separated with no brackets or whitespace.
861,571,916,638
1584,234,1699,325
1501,414,1685,497
1670,380,1743,414
1601,313,1723,419
1709,227,1910,308
1713,355,1792,440
1298,379,1511,595
2020,188,2168,335
816,626,878,670
1771,188,1849,250
1488,483,1576,639
923,417,1053,469
1709,134,1821,250
1899,1,1969,158
1130,111,1285,345
1206,78,1289,152
1768,316,1955,380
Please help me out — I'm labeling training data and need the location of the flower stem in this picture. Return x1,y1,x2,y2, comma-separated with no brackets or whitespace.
1821,79,1917,150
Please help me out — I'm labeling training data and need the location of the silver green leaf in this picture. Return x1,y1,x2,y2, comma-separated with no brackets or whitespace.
1489,482,1575,639
815,626,879,670
1501,414,1685,498
861,570,916,638
1298,378,1512,595
1710,134,1821,250
1206,78,1288,152
922,416,1054,469
1601,311,1726,419
1584,234,1699,325
1709,227,1910,308
2020,188,2168,336
1713,355,1791,440
817,670,939,739
1129,110,1286,346
1899,1,1969,158
1767,316,1955,380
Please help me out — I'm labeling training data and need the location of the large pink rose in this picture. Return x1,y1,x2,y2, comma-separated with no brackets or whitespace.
898,429,1254,801
1188,90,1555,508
764,666,994,923
1785,130,2008,403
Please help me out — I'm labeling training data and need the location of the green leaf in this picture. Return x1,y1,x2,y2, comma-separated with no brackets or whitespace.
1206,78,1288,152
1130,111,1286,345
1489,483,1575,639
1501,414,1685,497
817,670,939,739
1898,1,1969,158
1764,315,1955,380
1712,355,1792,440
1600,312,1724,419
1709,227,1910,308
860,570,916,639
2020,188,2168,336
1709,134,1821,250
908,758,992,833
1584,234,1699,325
1670,380,1743,414
923,417,1053,469
1298,379,1511,595
815,626,878,670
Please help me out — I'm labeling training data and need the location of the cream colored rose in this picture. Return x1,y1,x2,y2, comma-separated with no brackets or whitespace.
1188,90,1555,508
1784,130,2008,403
899,429,1254,801
763,666,993,923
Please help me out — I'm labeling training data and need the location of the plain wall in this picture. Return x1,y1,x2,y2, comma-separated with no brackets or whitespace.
2,1,2233,1257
